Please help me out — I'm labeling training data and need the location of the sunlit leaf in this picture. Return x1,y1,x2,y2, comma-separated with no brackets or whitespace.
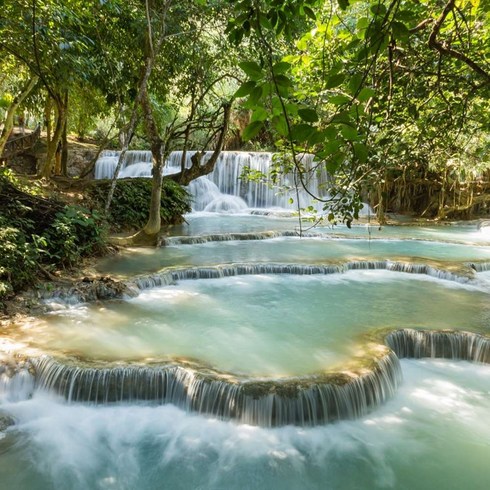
357,87,375,102
329,94,351,105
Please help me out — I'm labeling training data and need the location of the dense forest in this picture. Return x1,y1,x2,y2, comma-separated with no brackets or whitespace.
1,0,489,301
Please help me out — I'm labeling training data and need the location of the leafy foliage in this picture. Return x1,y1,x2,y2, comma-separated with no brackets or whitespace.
86,178,191,231
227,0,490,222
0,169,108,301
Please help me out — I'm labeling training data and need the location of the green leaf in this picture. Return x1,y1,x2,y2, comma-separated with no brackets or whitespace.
326,152,345,173
357,87,375,102
357,17,369,30
238,61,263,80
274,74,293,87
251,107,269,122
348,73,363,95
242,121,264,141
298,108,319,122
353,142,369,163
291,123,316,142
391,21,409,42
308,130,325,145
272,61,291,75
303,6,316,20
326,73,345,89
338,0,350,11
272,115,288,136
370,3,387,16
234,81,256,98
259,12,273,30
329,94,351,105
317,140,342,158
340,124,358,141
247,86,264,105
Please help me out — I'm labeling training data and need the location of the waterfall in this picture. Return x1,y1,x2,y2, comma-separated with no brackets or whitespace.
22,350,401,427
127,261,473,293
385,329,490,363
37,261,475,308
94,150,339,213
94,150,153,179
0,362,35,403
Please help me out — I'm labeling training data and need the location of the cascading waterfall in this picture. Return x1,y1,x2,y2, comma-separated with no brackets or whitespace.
6,351,401,427
3,328,488,427
129,261,474,292
94,150,336,213
385,329,490,363
94,150,153,179
36,260,475,305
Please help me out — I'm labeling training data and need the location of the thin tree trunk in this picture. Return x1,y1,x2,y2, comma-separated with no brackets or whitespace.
0,76,38,155
61,92,69,176
39,93,65,178
127,88,167,245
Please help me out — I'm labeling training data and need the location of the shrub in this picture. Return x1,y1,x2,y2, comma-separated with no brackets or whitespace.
86,178,191,231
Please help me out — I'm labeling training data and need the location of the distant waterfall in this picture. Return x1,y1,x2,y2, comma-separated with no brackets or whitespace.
94,150,153,179
94,150,334,213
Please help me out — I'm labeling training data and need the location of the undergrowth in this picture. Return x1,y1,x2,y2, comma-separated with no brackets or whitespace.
0,168,107,303
86,178,191,231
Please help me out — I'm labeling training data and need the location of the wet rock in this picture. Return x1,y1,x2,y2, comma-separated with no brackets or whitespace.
43,277,138,305
0,413,15,432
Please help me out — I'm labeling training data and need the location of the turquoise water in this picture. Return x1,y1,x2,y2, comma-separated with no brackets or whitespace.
1,360,489,490
1,213,490,489
16,271,490,375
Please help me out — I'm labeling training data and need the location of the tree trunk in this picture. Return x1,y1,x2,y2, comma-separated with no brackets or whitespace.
126,88,167,246
0,76,38,156
38,92,67,178
61,92,69,176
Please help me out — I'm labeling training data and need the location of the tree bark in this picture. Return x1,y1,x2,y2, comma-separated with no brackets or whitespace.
38,91,67,178
0,75,38,156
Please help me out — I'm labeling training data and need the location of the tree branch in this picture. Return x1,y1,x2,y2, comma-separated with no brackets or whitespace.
428,0,490,83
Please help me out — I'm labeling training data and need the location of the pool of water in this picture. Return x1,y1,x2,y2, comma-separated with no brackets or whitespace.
11,271,490,376
97,237,490,277
2,212,490,489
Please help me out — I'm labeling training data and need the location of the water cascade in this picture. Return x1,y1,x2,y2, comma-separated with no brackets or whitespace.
94,150,335,213
3,350,399,427
2,215,490,487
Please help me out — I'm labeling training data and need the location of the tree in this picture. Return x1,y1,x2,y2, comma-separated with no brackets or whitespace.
227,0,490,223
122,0,235,244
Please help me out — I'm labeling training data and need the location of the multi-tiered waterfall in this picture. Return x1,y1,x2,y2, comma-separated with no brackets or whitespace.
95,150,334,213
1,197,490,487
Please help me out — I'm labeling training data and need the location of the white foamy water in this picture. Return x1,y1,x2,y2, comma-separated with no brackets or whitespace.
0,360,489,490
